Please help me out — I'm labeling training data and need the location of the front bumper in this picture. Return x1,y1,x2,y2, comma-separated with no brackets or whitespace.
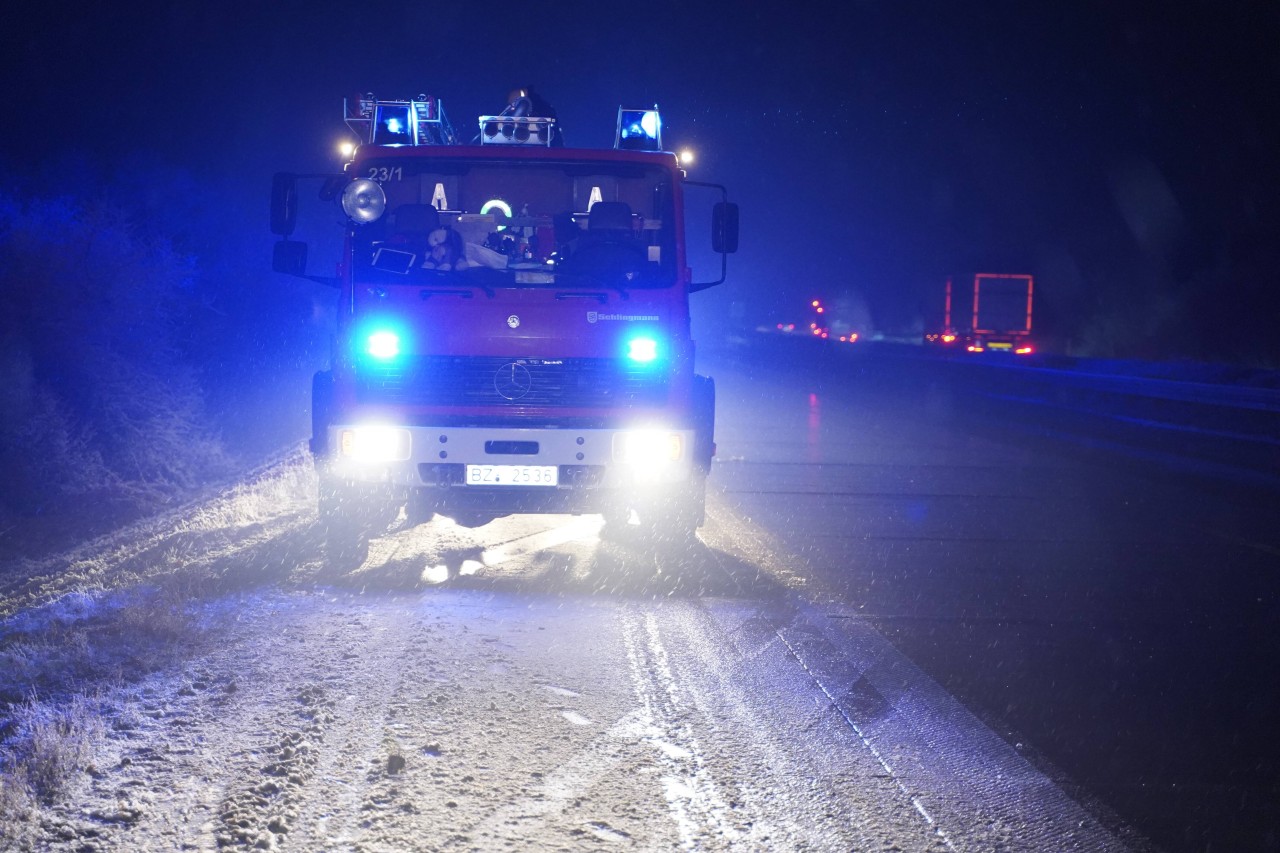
319,423,697,514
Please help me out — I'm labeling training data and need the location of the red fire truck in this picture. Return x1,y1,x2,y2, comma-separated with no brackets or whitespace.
270,91,737,567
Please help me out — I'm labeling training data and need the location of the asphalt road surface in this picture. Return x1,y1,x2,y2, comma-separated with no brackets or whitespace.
707,340,1280,853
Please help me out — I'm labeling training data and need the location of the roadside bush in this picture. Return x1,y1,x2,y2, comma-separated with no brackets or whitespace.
0,764,36,847
0,192,230,531
0,694,104,808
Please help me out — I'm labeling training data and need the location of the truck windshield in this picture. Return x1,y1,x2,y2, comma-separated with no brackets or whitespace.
351,158,677,289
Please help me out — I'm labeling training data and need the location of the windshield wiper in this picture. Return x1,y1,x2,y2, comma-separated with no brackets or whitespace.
554,291,610,304
419,268,496,297
545,269,630,299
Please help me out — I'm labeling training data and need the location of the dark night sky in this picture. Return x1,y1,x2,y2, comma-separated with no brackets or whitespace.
4,0,1278,359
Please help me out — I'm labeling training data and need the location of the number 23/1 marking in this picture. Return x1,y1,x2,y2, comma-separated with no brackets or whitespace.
367,166,402,182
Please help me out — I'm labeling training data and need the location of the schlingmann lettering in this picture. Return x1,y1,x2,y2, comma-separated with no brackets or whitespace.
588,313,659,323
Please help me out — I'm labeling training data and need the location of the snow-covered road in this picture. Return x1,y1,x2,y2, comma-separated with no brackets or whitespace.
1,472,1134,851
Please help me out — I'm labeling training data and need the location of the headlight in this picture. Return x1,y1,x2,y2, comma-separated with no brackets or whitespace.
341,179,387,223
613,430,683,465
339,426,411,462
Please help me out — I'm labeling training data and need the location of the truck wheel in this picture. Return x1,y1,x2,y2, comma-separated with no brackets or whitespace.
641,475,706,545
405,489,436,527
316,476,398,573
672,474,708,537
318,480,369,572
322,518,369,573
601,502,633,533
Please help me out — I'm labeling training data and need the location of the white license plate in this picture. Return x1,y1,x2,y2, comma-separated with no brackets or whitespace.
465,465,559,487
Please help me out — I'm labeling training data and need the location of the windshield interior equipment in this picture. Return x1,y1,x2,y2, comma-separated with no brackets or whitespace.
352,160,676,288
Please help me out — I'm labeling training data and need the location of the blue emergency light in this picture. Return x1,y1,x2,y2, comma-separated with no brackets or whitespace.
616,107,662,151
366,330,401,360
373,104,415,145
347,94,458,146
626,335,659,363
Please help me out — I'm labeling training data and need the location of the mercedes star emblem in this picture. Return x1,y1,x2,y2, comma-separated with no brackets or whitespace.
494,362,533,400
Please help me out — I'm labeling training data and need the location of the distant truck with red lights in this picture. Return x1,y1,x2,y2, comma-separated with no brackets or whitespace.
924,273,1034,355
269,91,738,567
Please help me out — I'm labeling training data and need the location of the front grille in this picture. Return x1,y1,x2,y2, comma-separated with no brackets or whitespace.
357,356,668,409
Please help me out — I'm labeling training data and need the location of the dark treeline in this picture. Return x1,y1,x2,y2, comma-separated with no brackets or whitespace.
0,168,332,558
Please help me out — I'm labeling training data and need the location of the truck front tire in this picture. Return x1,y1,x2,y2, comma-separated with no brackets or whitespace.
652,475,706,542
316,476,401,574
317,476,369,572
603,375,714,543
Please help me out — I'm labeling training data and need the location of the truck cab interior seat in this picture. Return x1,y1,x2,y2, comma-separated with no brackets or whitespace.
586,201,633,237
390,204,441,241
564,201,646,277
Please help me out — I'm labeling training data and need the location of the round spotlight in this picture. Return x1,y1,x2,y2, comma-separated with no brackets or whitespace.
341,179,387,223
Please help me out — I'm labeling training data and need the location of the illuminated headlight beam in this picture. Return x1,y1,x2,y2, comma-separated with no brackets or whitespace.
340,426,412,463
613,430,683,466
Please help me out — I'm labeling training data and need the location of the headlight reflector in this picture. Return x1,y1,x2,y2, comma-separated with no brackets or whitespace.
341,179,387,223
613,430,683,466
339,426,411,462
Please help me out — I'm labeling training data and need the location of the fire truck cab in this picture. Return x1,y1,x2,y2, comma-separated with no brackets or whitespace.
270,92,737,567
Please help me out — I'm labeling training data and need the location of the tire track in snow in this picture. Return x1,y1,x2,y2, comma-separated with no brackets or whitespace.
469,603,766,850
468,707,650,842
620,608,751,849
210,603,418,850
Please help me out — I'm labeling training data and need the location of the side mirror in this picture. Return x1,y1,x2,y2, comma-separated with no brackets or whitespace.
270,172,299,236
712,202,739,254
272,240,308,276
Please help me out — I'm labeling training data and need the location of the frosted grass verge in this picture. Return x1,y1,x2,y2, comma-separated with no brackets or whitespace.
0,446,318,622
0,693,106,844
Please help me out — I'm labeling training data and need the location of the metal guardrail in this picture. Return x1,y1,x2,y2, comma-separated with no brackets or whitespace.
712,335,1280,491
969,359,1280,412
919,351,1280,491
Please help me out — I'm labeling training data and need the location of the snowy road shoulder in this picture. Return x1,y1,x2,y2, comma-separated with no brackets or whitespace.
696,498,1139,852
1,461,1143,851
